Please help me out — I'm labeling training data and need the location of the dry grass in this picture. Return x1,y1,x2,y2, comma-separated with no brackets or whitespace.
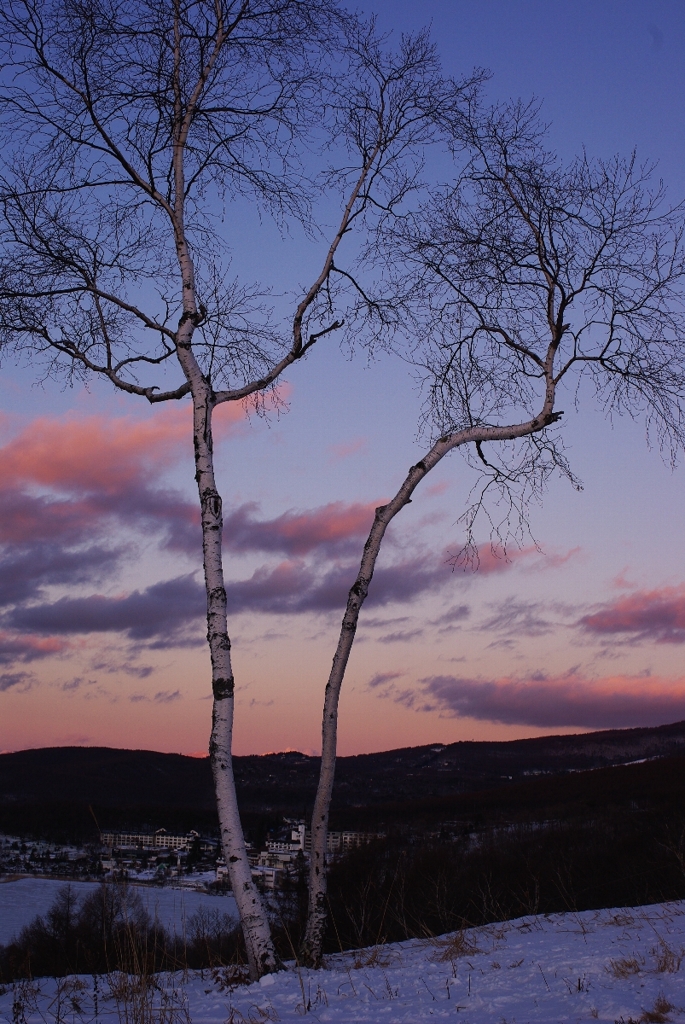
351,945,395,969
640,993,675,1023
225,1007,279,1024
652,940,683,974
47,978,88,1023
617,993,679,1024
430,929,482,964
607,912,637,928
209,965,251,992
107,971,190,1024
609,937,683,980
8,979,41,1024
607,954,645,979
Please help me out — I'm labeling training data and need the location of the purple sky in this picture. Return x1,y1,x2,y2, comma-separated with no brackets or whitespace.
2,1,685,756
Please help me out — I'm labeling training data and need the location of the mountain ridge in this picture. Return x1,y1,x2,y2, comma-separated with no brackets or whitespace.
2,719,684,839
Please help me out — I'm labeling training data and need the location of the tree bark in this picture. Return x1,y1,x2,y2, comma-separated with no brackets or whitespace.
301,457,429,965
172,253,279,977
191,380,280,979
198,405,280,979
301,405,561,966
168,43,280,965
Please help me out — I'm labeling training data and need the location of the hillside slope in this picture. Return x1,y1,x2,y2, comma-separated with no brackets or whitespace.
1,719,684,838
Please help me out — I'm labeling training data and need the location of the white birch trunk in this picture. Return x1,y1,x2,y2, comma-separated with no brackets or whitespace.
168,41,280,963
302,397,561,966
193,391,280,979
174,299,279,978
185,379,279,977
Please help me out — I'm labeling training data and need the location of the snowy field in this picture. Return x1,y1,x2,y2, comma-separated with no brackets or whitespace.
0,877,237,945
2,901,685,1023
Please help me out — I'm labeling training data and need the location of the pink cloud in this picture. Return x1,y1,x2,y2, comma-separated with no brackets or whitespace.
580,585,685,644
1,410,186,493
223,501,379,556
0,401,254,496
0,407,380,564
0,631,70,664
477,545,536,574
425,480,450,498
0,407,239,551
611,568,635,590
451,544,580,576
539,546,582,569
0,392,288,551
451,544,537,575
388,671,685,729
327,437,367,462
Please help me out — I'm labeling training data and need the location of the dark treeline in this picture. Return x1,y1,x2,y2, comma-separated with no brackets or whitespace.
313,759,685,950
322,811,685,950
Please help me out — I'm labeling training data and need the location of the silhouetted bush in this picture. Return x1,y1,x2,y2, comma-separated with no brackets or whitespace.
320,809,685,951
0,883,243,982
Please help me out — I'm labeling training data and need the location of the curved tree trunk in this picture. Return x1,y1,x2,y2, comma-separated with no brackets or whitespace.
301,404,561,966
301,462,425,965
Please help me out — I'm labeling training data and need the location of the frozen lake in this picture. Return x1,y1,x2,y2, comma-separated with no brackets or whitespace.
0,877,237,945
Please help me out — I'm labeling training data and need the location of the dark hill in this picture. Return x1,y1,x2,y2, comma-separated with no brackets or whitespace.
1,719,685,840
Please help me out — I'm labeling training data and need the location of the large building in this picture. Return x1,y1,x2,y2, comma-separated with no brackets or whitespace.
100,828,200,851
265,822,383,856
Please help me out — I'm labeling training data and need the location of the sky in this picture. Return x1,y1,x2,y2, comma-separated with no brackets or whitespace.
2,1,685,757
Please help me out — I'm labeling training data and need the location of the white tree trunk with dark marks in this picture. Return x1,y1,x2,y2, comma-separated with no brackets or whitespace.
174,268,279,975
302,402,562,965
195,396,279,978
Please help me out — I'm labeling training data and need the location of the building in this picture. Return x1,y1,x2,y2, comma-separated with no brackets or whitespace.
100,828,200,851
303,828,383,853
215,822,385,891
266,823,306,854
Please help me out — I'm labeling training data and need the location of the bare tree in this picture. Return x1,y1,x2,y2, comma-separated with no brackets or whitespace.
0,0,482,978
301,99,685,966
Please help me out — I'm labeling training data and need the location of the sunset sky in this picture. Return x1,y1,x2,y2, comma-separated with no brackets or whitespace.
2,0,685,757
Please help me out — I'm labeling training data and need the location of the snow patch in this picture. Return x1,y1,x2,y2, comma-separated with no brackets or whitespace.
1,901,685,1021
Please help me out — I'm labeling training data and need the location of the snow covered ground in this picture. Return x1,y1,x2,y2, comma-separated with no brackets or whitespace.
0,877,237,945
2,901,685,1022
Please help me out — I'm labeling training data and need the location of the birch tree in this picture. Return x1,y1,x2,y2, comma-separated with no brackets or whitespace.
0,1,481,977
301,100,685,965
